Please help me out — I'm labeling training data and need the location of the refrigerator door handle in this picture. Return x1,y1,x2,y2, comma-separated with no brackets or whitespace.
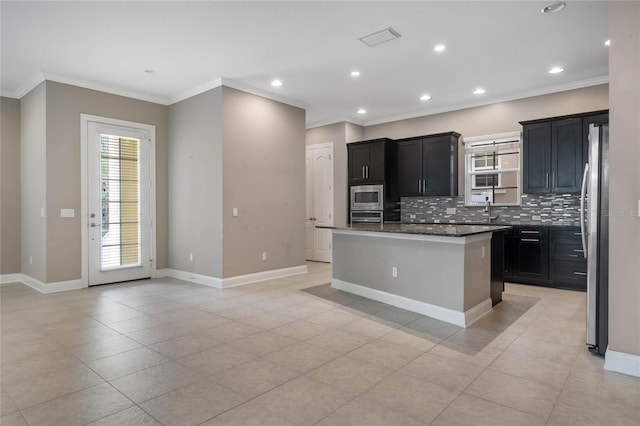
580,164,589,259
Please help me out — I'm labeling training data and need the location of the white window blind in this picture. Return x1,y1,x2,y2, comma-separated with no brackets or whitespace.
100,134,141,270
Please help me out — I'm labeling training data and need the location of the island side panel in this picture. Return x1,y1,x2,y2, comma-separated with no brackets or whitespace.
463,240,492,311
332,232,466,311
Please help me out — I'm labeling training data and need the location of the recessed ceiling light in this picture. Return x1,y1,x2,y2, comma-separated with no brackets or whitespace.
434,45,446,52
549,66,564,74
420,94,432,101
271,79,283,87
473,88,485,95
542,1,566,14
605,39,611,46
351,71,361,77
144,69,154,74
357,108,367,114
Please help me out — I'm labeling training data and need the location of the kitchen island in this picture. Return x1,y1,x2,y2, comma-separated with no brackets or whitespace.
321,223,510,327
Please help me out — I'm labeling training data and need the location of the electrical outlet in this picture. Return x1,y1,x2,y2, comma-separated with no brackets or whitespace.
392,266,398,278
446,207,456,215
29,256,33,265
189,253,193,262
532,215,541,221
233,207,238,217
262,252,267,261
482,246,486,258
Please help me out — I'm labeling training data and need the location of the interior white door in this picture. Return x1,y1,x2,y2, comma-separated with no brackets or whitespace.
305,152,315,260
305,144,333,262
87,121,151,285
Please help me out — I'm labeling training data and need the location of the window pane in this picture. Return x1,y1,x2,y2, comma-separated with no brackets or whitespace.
100,135,141,270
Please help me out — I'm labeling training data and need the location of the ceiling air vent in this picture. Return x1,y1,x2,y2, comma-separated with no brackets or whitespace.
359,27,401,47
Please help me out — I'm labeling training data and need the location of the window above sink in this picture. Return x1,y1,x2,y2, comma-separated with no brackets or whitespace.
464,132,522,207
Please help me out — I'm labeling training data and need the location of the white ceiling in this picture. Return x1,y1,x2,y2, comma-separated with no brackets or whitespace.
1,1,609,127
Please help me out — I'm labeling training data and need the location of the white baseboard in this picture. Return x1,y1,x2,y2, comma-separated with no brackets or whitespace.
331,278,492,328
221,265,308,288
605,349,640,378
153,268,170,278
166,269,223,288
0,273,23,284
166,265,308,289
2,274,84,294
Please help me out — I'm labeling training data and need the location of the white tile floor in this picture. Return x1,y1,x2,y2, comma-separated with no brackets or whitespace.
1,262,639,425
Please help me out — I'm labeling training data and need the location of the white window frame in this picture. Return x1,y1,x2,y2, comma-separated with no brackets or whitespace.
463,131,521,207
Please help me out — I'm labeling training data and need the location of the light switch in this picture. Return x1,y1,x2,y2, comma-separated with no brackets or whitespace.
233,208,238,217
40,208,45,218
60,209,75,218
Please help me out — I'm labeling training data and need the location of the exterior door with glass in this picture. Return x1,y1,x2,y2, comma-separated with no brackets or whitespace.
87,121,152,285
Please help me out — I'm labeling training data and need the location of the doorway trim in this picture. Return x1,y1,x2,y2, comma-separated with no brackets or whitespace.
80,114,157,288
306,141,334,262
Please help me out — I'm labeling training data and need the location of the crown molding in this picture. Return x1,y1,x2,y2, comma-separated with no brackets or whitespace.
169,78,223,104
3,71,46,99
306,116,365,130
3,71,171,105
362,75,609,127
219,77,308,110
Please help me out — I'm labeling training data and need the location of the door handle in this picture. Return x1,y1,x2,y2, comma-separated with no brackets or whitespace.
362,166,365,179
423,179,427,193
418,180,422,193
546,172,550,188
521,238,540,242
90,223,98,227
366,166,369,179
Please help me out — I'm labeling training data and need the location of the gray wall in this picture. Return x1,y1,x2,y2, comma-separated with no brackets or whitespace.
306,122,350,226
168,88,223,277
20,83,47,282
1,97,22,274
364,85,609,195
608,1,640,359
222,87,306,277
44,81,169,283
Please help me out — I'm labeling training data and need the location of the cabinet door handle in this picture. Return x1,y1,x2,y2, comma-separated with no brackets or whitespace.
423,179,427,193
366,166,369,179
418,180,422,193
362,166,365,179
546,172,550,188
521,230,540,234
521,238,540,242
574,249,584,253
568,254,579,257
574,272,587,276
552,171,555,188
573,232,582,236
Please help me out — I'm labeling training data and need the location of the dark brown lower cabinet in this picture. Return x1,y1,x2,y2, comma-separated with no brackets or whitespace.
505,225,586,291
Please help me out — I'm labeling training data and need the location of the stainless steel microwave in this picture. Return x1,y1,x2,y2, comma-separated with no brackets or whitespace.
350,184,384,211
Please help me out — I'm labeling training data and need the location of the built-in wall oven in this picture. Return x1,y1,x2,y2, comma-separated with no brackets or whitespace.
350,185,384,223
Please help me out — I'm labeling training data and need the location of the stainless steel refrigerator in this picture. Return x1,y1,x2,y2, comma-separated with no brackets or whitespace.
582,120,609,356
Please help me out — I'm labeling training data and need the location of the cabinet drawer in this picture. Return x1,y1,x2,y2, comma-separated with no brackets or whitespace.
550,229,583,241
550,241,585,261
550,261,587,291
516,226,546,238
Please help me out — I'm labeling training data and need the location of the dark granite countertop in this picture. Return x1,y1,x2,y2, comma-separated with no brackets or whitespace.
318,223,512,237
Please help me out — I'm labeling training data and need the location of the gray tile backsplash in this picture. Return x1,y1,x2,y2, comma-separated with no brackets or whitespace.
401,193,581,226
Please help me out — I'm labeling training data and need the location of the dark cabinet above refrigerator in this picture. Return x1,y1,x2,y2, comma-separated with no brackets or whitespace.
521,110,608,194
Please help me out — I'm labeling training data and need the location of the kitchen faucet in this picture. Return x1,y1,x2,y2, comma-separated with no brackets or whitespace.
484,197,500,223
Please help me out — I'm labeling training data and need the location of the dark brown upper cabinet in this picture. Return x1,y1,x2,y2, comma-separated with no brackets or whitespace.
397,132,459,197
522,111,608,194
347,139,390,185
